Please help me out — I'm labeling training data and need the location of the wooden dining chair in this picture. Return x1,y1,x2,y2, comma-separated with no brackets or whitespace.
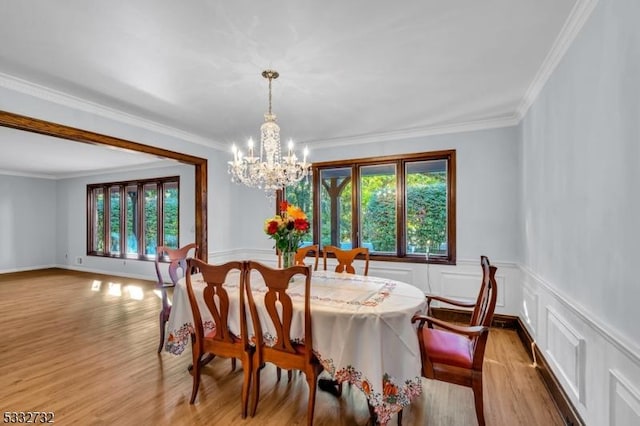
275,244,319,383
245,261,323,426
154,243,198,353
322,245,369,276
185,258,253,417
410,255,498,426
295,244,319,270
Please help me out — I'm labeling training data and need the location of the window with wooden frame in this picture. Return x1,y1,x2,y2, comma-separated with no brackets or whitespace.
87,176,180,259
282,150,456,264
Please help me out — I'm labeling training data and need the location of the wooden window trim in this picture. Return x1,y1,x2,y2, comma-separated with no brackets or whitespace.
87,176,180,260
0,110,208,261
280,150,456,265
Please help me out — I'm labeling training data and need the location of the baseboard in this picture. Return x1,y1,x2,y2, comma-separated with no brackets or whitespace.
0,264,57,274
431,308,585,426
515,318,585,426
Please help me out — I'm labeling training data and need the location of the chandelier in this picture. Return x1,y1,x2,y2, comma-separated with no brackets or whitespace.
228,69,311,195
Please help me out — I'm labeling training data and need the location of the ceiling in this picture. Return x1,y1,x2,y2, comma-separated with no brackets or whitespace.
0,0,579,177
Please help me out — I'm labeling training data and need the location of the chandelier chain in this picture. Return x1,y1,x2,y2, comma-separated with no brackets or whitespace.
268,75,272,115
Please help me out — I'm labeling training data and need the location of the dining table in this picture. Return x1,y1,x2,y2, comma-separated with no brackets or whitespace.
164,268,427,425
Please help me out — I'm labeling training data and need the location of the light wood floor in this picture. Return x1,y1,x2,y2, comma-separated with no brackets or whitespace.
0,269,563,426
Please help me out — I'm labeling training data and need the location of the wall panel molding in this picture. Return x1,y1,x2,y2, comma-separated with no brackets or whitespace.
545,307,587,405
521,284,538,335
440,269,506,307
610,370,640,426
520,264,640,367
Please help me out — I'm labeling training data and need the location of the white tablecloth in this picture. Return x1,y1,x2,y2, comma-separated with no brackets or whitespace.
165,270,426,424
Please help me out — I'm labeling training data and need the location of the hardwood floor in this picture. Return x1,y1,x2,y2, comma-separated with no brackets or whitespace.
0,269,563,425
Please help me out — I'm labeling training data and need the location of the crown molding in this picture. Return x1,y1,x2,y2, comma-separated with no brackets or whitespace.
305,114,520,149
515,0,600,120
0,169,57,180
0,159,178,180
0,72,227,151
55,159,178,180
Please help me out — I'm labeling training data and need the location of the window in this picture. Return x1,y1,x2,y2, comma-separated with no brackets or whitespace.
282,150,455,264
87,176,180,259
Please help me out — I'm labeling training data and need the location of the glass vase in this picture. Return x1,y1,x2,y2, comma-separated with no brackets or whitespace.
282,251,295,269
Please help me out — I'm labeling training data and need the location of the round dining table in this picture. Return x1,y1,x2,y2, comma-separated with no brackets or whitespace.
165,269,427,425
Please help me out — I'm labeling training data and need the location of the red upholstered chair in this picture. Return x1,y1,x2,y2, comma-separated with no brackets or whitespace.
411,255,498,426
184,259,253,416
322,245,369,276
245,261,323,426
154,243,198,353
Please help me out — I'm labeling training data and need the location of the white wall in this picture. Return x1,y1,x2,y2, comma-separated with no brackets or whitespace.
0,83,235,276
0,174,56,271
519,0,640,423
225,125,524,317
236,126,521,261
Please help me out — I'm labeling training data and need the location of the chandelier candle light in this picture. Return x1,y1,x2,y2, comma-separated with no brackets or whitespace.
228,69,311,195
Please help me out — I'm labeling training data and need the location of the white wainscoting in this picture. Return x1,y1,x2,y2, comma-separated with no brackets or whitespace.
545,307,587,405
210,250,522,316
610,370,640,426
521,265,640,425
522,284,539,336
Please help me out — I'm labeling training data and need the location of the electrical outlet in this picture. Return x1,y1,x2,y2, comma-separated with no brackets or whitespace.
75,256,83,265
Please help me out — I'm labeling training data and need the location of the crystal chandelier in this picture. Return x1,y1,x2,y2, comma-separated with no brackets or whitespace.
228,69,311,195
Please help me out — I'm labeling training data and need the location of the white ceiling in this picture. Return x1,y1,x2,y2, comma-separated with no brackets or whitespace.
0,0,579,177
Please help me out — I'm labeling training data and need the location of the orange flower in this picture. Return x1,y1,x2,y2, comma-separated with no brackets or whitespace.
362,380,371,395
383,382,398,396
286,205,307,220
265,201,310,253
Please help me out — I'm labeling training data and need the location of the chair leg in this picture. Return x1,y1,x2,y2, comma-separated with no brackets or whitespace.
250,366,261,416
368,403,378,425
231,357,237,372
276,367,282,382
471,375,485,426
157,311,166,353
305,370,319,426
190,352,202,404
241,354,252,419
288,369,293,382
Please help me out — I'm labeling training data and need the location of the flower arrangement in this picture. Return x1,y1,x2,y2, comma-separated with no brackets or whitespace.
264,201,310,262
